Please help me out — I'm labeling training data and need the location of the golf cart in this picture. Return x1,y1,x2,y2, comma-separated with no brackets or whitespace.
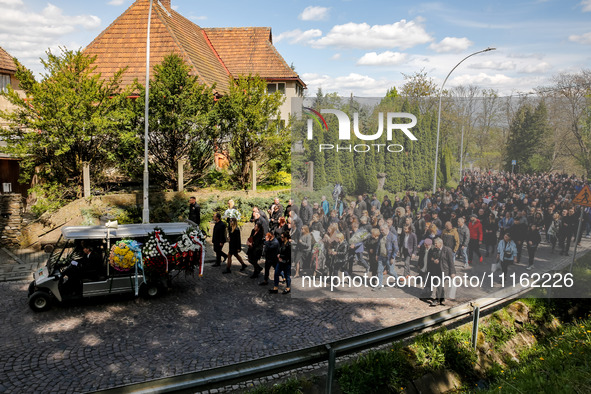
27,222,204,312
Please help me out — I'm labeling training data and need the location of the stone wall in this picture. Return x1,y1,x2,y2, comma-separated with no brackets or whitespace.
0,194,23,247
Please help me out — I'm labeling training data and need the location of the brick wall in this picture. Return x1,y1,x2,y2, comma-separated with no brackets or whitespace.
0,194,22,247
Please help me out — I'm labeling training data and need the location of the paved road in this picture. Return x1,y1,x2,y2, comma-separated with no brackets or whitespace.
0,238,588,393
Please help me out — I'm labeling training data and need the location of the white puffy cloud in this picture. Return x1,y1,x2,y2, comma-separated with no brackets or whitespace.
429,37,473,53
0,2,101,72
449,73,514,87
581,0,591,12
299,6,330,21
331,53,341,60
569,32,591,44
357,51,407,66
309,19,432,50
107,0,126,5
468,60,516,71
275,29,322,44
0,0,23,6
301,72,391,96
518,62,551,74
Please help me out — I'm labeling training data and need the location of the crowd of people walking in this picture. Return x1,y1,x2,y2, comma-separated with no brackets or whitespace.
202,171,589,303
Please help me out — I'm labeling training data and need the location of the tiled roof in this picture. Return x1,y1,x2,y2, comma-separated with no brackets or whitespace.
84,0,230,93
0,46,16,74
84,0,303,94
203,27,303,84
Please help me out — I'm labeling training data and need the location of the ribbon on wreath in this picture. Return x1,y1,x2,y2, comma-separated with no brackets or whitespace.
154,230,169,273
127,240,146,295
189,234,205,277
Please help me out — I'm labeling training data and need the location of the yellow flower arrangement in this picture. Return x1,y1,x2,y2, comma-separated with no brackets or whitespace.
110,240,140,271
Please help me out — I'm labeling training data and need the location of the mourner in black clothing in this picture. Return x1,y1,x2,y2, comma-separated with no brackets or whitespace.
525,223,542,270
270,232,292,294
246,222,264,278
61,244,103,295
188,196,201,227
223,218,247,274
260,232,280,286
426,238,456,306
212,213,227,267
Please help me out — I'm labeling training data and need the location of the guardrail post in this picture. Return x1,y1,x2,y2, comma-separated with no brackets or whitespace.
471,305,480,351
326,344,336,394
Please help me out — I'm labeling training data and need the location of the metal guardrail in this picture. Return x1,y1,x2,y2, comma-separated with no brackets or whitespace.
91,284,530,394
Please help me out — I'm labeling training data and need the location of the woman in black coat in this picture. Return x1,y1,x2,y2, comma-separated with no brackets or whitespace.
380,200,394,220
260,232,280,286
223,218,247,274
273,216,289,240
246,222,264,278
364,228,381,277
483,213,498,257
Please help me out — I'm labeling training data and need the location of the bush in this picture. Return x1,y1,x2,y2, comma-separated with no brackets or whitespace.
29,182,72,217
410,335,446,373
265,170,291,186
337,344,413,394
247,377,312,394
203,169,233,190
481,311,516,348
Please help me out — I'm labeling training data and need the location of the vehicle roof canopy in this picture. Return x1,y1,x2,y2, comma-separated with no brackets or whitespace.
61,223,192,240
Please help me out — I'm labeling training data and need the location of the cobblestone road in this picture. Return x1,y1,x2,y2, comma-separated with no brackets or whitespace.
0,238,588,393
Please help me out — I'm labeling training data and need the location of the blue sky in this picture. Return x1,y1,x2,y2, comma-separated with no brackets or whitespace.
1,0,590,96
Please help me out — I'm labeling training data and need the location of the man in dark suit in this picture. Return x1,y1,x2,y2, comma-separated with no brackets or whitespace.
427,238,456,306
188,196,201,227
61,243,103,295
79,244,103,281
212,213,227,267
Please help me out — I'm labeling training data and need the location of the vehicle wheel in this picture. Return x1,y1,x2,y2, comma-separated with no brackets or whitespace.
28,291,52,312
142,284,160,299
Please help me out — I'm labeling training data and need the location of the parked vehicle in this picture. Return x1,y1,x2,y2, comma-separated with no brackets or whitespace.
27,222,203,312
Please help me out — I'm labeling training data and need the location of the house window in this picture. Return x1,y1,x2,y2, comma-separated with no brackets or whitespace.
296,83,304,97
267,82,285,95
0,74,10,92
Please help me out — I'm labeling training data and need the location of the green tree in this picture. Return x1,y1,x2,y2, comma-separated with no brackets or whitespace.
542,69,591,176
215,75,285,189
504,102,552,173
0,47,132,196
134,53,216,189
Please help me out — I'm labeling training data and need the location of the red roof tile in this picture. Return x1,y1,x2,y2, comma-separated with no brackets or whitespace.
85,0,229,93
84,0,304,93
203,27,302,83
0,46,16,74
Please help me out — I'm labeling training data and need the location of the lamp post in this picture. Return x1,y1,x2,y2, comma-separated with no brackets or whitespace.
459,125,464,181
432,47,496,193
142,0,154,224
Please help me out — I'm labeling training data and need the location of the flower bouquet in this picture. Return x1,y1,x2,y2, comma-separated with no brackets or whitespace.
222,208,241,221
109,239,142,272
171,227,206,276
142,228,175,276
349,229,370,245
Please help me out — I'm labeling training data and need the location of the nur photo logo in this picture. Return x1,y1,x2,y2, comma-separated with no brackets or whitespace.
304,107,418,152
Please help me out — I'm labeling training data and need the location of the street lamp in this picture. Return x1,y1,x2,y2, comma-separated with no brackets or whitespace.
142,0,154,224
432,47,496,193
